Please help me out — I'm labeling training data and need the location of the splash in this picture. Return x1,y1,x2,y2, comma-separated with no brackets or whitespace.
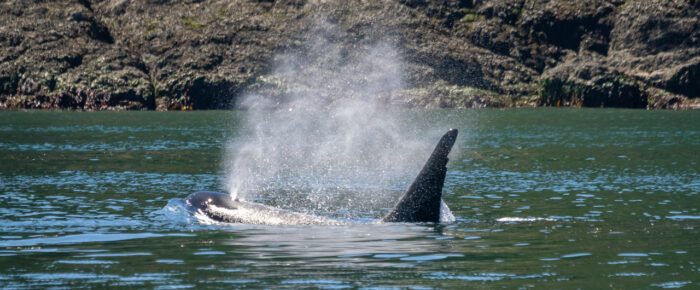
440,200,456,223
223,18,445,216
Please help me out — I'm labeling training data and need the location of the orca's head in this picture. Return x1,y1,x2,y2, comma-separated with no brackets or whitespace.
184,191,238,213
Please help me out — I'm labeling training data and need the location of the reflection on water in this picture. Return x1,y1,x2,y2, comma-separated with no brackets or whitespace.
0,233,194,247
0,110,698,288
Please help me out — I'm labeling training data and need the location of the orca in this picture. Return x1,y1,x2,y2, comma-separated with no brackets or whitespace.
184,129,458,225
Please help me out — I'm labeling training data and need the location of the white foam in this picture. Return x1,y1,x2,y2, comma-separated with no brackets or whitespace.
440,199,456,223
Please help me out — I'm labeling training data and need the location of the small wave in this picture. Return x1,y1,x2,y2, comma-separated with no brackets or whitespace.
496,217,557,222
666,215,700,221
561,253,592,259
57,260,118,265
151,199,200,226
400,254,464,261
0,233,194,247
650,281,692,289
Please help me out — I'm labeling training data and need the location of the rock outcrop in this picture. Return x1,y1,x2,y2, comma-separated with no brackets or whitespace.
1,0,698,110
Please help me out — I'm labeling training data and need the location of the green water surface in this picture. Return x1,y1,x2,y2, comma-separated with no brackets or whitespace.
0,109,698,288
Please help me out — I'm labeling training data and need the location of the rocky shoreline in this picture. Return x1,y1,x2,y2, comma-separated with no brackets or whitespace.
1,0,698,111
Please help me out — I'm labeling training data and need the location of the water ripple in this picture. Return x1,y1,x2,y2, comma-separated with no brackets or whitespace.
0,233,194,247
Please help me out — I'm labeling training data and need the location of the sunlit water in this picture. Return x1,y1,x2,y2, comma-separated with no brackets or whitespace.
0,109,698,288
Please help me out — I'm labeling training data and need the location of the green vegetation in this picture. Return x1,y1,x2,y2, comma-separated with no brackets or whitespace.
216,5,229,19
262,11,287,20
146,20,158,36
182,16,204,29
150,82,159,100
461,13,476,22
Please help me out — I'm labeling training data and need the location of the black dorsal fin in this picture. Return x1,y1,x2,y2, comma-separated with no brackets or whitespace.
382,129,458,223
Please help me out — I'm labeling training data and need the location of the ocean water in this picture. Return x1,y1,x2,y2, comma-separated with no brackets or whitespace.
0,109,698,288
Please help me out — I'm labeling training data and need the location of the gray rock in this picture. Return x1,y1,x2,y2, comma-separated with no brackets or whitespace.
0,0,697,110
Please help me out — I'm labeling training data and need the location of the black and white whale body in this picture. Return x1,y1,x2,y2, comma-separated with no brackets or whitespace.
184,190,342,225
184,129,458,225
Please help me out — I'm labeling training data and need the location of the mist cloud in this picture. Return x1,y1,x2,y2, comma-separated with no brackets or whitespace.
223,19,445,218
